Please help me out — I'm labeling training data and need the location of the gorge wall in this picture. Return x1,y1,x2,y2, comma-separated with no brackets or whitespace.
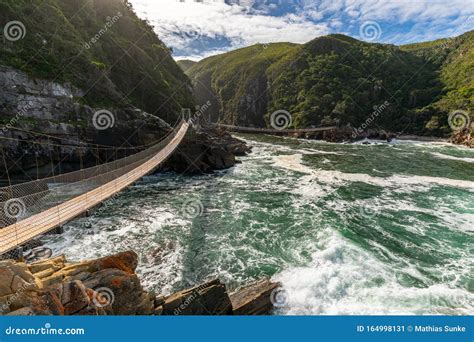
183,31,473,138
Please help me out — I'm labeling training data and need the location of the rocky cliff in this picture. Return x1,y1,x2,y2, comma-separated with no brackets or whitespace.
0,0,194,122
0,66,172,181
0,0,250,181
0,65,250,181
185,31,473,139
0,251,279,316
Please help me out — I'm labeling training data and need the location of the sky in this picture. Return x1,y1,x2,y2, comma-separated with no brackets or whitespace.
129,0,474,61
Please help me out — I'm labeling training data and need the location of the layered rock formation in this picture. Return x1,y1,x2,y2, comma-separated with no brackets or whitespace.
0,66,250,182
163,126,251,173
0,251,279,316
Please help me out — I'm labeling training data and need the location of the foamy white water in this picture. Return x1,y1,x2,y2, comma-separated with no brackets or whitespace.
43,135,474,314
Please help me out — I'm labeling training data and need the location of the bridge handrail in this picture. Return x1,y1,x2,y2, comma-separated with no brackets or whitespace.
0,121,189,254
0,120,185,200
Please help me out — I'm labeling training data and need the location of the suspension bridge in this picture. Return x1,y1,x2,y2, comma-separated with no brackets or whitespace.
214,123,337,134
0,120,189,257
0,119,337,258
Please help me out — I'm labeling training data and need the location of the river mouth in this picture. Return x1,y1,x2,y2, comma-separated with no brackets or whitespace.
43,135,474,315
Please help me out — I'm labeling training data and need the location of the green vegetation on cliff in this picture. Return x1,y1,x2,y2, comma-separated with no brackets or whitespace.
186,31,473,136
0,0,193,123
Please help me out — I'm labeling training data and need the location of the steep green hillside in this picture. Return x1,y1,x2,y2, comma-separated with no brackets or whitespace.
186,31,473,135
402,31,473,113
187,43,298,126
0,0,193,123
177,59,197,73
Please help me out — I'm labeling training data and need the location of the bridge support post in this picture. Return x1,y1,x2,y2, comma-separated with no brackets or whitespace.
54,226,64,235
6,247,23,260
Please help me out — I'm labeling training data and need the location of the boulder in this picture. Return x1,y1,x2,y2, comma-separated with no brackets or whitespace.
29,255,66,274
83,268,153,315
162,127,250,173
6,307,35,316
162,279,233,315
8,289,63,315
230,279,280,315
57,281,92,315
0,261,41,297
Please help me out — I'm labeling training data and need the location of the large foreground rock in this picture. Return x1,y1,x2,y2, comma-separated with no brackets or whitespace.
161,279,233,315
230,279,280,315
1,251,278,316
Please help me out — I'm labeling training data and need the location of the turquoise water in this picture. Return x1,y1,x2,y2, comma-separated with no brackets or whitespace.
45,136,474,315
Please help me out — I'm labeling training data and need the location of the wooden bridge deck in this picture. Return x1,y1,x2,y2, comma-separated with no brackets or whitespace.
0,122,189,255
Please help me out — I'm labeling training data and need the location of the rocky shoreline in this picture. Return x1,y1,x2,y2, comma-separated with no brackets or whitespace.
0,66,250,183
0,251,279,316
234,125,471,147
162,126,251,173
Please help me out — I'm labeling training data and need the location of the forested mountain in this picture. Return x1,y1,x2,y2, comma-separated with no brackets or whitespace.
0,0,193,123
186,31,473,136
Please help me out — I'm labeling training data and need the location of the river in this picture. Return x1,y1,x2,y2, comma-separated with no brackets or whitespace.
44,135,474,315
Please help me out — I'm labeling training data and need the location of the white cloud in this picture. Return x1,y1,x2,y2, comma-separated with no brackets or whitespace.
130,0,330,59
129,0,474,60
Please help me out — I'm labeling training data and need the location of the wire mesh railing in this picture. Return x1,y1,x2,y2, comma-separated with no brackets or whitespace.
0,120,189,258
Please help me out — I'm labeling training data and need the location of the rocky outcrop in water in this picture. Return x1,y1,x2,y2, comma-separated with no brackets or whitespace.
0,66,249,182
449,128,473,148
163,125,251,173
0,251,279,316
